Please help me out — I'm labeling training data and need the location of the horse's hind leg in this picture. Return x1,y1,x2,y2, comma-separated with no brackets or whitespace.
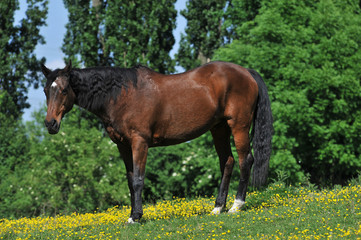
228,125,254,213
210,122,234,214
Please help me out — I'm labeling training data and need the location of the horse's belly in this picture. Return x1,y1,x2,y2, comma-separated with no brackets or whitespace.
150,128,209,147
150,108,222,147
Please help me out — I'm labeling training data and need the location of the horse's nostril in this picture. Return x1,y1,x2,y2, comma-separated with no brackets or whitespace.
50,119,57,128
44,119,57,129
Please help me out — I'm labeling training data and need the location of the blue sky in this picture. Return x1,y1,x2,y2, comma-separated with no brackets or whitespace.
17,1,186,122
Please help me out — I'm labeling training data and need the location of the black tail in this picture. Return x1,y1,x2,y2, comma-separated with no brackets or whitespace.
247,69,273,187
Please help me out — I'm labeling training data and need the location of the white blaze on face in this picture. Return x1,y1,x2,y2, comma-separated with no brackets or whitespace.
51,81,58,88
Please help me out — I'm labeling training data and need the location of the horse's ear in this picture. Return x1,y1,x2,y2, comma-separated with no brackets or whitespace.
64,60,72,73
41,64,52,77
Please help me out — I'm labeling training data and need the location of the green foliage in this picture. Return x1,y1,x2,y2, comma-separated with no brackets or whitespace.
0,107,129,218
0,0,47,118
144,133,222,201
176,0,228,70
62,0,176,73
214,0,361,185
223,0,262,42
0,91,31,218
145,131,248,201
176,0,263,70
36,107,129,214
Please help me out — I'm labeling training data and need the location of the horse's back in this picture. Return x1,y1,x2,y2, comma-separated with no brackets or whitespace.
137,62,258,145
185,61,259,114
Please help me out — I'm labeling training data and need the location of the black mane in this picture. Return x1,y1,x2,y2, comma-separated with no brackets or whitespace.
69,66,139,111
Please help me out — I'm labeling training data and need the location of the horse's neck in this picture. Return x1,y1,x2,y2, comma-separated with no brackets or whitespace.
70,67,139,123
70,70,86,108
70,70,109,123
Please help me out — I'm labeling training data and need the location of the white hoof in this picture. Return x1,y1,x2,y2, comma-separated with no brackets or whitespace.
127,217,136,224
211,206,224,215
228,199,245,213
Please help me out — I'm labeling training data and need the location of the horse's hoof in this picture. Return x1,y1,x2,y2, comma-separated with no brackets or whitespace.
210,206,223,215
228,199,245,213
127,218,139,225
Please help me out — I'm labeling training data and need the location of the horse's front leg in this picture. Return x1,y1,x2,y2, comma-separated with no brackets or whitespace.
117,144,136,222
128,135,149,223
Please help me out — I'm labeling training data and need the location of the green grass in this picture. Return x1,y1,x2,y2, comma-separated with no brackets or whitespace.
1,178,361,239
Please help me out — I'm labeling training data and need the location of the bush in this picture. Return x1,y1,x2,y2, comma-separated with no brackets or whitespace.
6,107,130,217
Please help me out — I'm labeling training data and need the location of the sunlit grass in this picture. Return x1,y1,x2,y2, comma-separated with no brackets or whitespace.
1,181,360,239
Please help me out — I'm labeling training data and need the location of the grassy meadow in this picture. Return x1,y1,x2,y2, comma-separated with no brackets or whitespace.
1,178,360,240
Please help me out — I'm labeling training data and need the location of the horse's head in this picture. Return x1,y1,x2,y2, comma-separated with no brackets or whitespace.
41,61,76,134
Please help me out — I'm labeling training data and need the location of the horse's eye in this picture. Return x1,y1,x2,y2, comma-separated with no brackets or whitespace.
62,89,68,95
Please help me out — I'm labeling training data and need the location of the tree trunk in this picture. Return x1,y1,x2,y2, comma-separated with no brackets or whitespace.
197,51,210,65
92,0,101,8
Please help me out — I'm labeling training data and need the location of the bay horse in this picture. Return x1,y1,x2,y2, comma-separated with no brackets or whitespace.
41,61,272,223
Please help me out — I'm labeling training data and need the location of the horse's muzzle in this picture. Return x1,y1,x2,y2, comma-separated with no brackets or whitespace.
44,118,60,134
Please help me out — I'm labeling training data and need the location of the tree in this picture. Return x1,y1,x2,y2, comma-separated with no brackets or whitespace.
214,0,361,185
0,91,31,218
62,0,176,73
222,0,262,43
0,0,47,217
0,0,47,118
0,91,28,171
176,0,264,70
175,0,227,70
